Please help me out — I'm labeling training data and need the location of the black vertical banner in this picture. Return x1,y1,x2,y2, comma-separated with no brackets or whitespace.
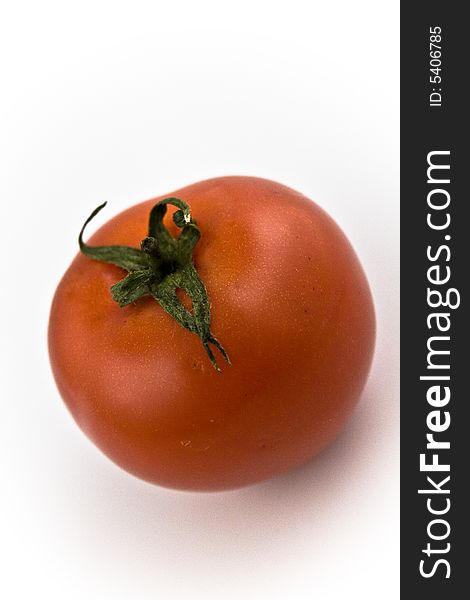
401,2,468,597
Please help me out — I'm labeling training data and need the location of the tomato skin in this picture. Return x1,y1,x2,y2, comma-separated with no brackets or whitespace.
48,176,375,491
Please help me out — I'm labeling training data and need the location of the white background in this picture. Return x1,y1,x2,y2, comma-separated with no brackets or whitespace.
0,1,399,599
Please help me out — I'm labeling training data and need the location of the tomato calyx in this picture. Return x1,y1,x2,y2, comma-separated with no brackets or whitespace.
78,198,231,371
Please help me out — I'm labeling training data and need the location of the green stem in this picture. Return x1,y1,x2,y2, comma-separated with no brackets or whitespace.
79,198,230,371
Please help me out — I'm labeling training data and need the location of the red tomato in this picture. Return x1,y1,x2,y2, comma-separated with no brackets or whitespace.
48,176,375,491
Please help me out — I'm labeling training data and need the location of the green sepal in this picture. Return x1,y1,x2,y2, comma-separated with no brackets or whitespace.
110,270,153,307
79,203,149,272
79,198,230,371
